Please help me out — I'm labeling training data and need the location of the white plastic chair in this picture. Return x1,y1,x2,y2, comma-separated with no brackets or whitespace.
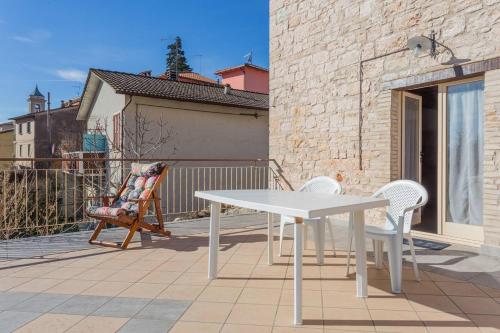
343,180,428,293
279,176,343,264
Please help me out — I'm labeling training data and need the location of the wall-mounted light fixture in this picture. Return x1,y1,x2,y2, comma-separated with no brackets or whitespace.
407,30,437,58
407,30,470,65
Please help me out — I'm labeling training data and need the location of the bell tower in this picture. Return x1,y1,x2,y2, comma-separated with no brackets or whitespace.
28,84,46,113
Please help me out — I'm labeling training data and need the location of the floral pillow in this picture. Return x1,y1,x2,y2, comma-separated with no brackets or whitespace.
86,162,166,218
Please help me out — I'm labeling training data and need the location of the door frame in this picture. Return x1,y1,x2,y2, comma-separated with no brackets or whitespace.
401,91,423,183
437,76,485,242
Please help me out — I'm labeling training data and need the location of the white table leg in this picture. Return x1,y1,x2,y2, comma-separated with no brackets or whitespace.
318,217,325,265
208,202,221,280
294,217,303,325
353,210,368,297
268,213,274,265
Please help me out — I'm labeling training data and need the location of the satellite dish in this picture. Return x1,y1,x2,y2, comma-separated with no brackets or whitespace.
407,36,432,57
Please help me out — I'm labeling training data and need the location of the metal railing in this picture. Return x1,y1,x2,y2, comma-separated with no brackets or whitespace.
0,158,291,239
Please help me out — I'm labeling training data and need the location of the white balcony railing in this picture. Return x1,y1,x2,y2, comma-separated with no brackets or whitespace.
0,158,291,240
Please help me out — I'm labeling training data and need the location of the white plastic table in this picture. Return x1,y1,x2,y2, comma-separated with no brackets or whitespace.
194,190,388,325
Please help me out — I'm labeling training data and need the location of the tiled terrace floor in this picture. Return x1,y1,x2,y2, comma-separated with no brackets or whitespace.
1,214,500,332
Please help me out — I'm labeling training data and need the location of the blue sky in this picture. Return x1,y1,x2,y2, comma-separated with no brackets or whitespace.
0,0,269,122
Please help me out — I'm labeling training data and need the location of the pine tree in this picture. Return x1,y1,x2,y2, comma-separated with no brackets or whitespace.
166,36,192,74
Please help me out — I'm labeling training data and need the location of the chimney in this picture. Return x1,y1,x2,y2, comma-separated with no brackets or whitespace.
168,70,178,81
224,84,231,95
138,70,152,77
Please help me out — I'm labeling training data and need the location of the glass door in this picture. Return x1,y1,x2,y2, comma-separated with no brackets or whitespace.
441,79,484,241
402,92,422,182
402,92,422,226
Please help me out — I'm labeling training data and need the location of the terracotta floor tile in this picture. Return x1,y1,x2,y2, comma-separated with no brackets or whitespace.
169,321,222,333
238,287,282,305
118,282,168,298
280,289,322,307
197,286,242,303
220,263,255,276
476,284,500,298
104,269,150,282
125,259,164,271
365,294,413,311
274,305,323,328
80,281,132,297
156,284,205,300
252,265,288,278
221,323,272,333
11,266,54,278
73,268,116,281
41,267,87,279
321,290,366,309
468,314,500,332
322,307,374,331
11,278,63,293
226,303,277,325
14,313,84,333
366,279,394,296
246,278,284,289
369,309,426,333
436,282,488,297
402,267,430,281
272,326,324,332
209,277,248,288
366,267,390,280
185,262,210,273
45,279,97,294
228,255,261,265
173,272,210,286
0,276,32,291
426,271,464,283
450,296,500,315
65,315,127,333
417,311,480,332
403,281,444,295
139,270,182,284
407,294,462,313
155,260,194,272
180,301,233,323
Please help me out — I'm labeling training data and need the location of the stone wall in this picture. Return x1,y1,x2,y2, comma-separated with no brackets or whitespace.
270,1,500,239
482,69,500,255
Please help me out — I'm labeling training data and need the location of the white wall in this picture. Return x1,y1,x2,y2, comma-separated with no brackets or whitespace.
123,96,269,163
86,81,125,144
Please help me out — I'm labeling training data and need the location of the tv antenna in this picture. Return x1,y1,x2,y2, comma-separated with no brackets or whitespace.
192,54,203,73
72,83,82,96
244,51,253,64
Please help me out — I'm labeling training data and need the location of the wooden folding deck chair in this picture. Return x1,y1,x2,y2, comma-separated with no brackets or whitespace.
86,161,171,249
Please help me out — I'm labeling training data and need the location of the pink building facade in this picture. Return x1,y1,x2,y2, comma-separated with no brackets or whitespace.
215,64,269,94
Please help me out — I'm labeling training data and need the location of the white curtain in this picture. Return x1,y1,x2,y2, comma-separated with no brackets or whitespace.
447,80,484,226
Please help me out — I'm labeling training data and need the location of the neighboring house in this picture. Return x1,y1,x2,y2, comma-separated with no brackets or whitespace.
0,122,14,169
270,1,500,255
157,71,218,85
77,68,269,162
77,68,269,216
215,63,269,94
9,86,85,168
